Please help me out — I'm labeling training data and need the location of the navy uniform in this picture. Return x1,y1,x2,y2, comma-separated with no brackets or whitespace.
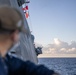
0,57,8,75
5,54,55,75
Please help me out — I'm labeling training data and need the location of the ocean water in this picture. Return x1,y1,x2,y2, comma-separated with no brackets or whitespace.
38,58,76,75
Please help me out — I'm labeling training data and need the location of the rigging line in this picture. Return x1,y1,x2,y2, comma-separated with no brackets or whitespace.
28,9,34,34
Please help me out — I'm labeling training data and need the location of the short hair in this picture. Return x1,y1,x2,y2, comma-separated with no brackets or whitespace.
0,5,24,34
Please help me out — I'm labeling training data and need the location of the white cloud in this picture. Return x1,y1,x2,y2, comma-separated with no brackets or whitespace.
34,42,43,48
42,38,76,54
54,38,61,45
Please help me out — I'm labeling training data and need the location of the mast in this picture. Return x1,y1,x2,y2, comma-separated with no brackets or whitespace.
0,0,37,64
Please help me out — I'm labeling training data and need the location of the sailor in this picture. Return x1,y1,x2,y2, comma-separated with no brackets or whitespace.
0,6,59,75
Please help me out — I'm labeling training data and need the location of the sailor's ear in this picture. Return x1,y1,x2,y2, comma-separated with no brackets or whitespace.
10,30,19,43
10,31,15,42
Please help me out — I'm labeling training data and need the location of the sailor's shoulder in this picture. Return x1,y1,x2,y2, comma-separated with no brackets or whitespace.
6,54,22,62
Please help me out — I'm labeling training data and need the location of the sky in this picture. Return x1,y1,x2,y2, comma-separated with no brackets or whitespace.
28,0,76,57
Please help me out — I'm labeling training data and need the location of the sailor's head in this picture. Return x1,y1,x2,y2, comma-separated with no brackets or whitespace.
0,6,24,57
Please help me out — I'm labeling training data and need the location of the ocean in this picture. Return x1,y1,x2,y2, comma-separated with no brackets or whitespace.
38,58,76,75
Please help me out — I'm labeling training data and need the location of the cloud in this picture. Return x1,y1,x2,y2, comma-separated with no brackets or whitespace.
42,38,76,54
34,42,43,48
